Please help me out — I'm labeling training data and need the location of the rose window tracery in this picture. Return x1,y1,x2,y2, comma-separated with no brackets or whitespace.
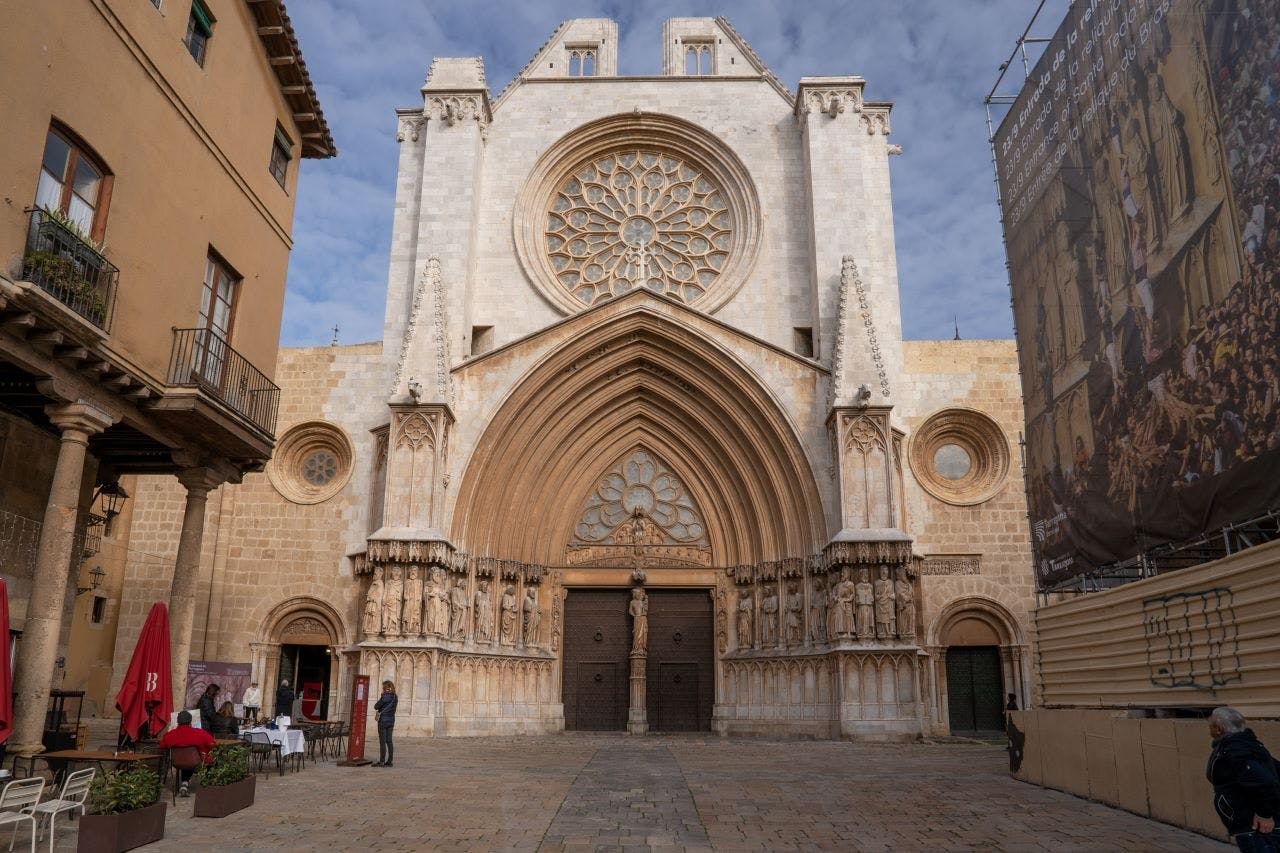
546,152,733,307
573,450,708,545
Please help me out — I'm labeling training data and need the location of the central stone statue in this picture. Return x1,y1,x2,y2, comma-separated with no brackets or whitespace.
629,587,649,654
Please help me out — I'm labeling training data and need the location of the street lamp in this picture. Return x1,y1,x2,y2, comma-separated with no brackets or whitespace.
76,565,106,596
92,481,130,536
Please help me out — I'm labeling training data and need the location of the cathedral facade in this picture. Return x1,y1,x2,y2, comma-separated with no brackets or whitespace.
108,18,1034,739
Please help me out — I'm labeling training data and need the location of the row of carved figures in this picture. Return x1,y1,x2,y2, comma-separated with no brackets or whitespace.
735,564,915,649
362,565,543,647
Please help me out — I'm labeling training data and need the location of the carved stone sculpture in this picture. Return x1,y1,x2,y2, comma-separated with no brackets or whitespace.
522,587,541,646
760,586,779,647
362,566,383,637
831,571,857,639
629,587,649,654
450,577,469,640
855,568,874,642
473,579,494,643
736,590,753,649
500,585,518,646
427,567,448,636
874,565,896,641
402,566,423,636
382,565,403,637
809,577,827,643
895,566,916,642
552,591,562,652
784,583,802,646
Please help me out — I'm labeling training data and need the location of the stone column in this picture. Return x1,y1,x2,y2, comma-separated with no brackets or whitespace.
10,402,115,755
627,586,648,735
168,466,228,704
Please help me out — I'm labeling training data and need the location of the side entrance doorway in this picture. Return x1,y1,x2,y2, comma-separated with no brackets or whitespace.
562,588,713,732
945,646,1004,734
279,643,332,720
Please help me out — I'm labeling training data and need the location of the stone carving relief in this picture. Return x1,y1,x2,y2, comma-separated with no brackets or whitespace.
842,256,890,400
551,591,562,652
629,587,648,654
362,567,383,636
894,566,916,642
389,256,437,397
714,586,728,654
784,583,803,646
843,413,892,530
283,617,328,639
546,151,733,306
426,567,448,637
855,569,874,641
473,579,494,644
402,566,423,636
736,589,753,649
426,95,490,128
382,566,403,637
523,587,541,646
920,554,981,575
873,565,896,641
500,585,518,646
760,585,779,647
450,577,469,640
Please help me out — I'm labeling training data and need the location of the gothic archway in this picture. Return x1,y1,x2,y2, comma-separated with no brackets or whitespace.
926,596,1028,735
451,300,826,565
252,597,348,722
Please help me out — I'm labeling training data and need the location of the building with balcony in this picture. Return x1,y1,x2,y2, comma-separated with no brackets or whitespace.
0,0,334,750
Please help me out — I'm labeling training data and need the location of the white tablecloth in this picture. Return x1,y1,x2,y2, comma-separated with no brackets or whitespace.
244,727,305,757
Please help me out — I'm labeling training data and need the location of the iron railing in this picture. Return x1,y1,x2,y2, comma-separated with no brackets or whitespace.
167,327,280,437
21,208,118,331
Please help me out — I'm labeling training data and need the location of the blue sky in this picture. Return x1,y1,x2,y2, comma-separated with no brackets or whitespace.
281,0,1049,346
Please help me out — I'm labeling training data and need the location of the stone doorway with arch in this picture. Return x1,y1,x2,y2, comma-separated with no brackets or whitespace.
252,597,349,722
927,597,1029,736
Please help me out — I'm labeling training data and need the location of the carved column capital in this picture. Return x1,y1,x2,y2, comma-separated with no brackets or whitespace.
44,402,116,440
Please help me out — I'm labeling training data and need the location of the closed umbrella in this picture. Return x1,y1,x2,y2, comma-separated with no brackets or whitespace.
115,602,173,741
0,580,12,745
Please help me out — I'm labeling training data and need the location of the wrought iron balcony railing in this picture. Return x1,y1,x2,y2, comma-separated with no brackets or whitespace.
21,208,119,331
167,327,281,437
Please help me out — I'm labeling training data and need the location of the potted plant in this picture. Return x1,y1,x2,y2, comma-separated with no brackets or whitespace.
78,764,165,853
193,743,255,818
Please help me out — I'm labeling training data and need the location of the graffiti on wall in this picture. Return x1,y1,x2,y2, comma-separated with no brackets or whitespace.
1142,587,1241,689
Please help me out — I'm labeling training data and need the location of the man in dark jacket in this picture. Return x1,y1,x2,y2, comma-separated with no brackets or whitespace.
196,684,220,731
1207,707,1280,852
275,680,295,719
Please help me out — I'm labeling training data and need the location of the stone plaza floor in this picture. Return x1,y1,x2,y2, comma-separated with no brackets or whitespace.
54,734,1231,851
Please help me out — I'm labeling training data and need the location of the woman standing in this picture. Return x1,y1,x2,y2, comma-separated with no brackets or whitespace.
373,680,397,767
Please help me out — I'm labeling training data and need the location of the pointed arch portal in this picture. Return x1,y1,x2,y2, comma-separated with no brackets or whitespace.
452,305,826,568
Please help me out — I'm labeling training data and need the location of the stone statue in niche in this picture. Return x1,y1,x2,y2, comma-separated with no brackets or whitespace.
784,583,803,646
809,576,827,643
426,567,448,636
760,586,779,647
450,577,469,640
402,566,423,636
830,570,857,639
629,587,649,654
895,566,916,642
382,565,403,637
736,590,753,649
500,584,518,646
362,566,384,637
874,565,896,641
522,586,541,646
473,579,494,643
855,568,875,642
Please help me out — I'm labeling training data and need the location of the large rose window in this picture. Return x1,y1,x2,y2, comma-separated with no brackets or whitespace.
547,152,732,307
573,450,707,545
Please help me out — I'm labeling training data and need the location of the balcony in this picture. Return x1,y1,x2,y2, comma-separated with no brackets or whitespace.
166,328,280,437
22,208,118,331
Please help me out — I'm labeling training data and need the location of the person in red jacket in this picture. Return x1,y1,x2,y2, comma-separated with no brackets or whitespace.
158,710,215,796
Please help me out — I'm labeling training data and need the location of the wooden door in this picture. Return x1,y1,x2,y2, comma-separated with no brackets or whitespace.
645,589,713,732
946,646,1004,733
562,590,630,731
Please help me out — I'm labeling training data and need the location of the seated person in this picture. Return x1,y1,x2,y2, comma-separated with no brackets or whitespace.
158,710,215,797
209,701,240,738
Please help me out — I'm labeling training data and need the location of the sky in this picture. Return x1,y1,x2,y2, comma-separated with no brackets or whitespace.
281,0,1054,347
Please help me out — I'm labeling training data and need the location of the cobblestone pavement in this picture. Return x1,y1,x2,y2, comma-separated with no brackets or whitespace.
49,734,1230,852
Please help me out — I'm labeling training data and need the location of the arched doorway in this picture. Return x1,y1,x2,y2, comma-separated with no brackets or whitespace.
254,598,347,721
928,597,1027,736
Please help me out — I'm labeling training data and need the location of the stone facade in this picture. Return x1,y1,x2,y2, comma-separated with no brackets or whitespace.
110,18,1034,739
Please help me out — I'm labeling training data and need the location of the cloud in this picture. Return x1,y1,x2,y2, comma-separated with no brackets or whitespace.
283,0,1043,345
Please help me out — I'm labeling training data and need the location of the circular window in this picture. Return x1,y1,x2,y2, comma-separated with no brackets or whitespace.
515,113,761,315
908,409,1010,506
268,421,354,504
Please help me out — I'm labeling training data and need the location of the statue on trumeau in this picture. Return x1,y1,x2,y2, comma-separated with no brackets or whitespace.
362,566,383,636
629,587,649,654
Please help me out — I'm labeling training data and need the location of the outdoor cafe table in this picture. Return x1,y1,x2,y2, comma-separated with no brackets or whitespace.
37,749,163,782
243,726,304,757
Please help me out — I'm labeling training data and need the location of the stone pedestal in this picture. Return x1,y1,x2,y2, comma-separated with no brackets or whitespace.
627,650,648,735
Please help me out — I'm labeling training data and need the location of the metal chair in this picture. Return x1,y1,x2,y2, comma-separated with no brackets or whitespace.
0,777,44,853
243,732,283,777
166,747,202,803
29,768,93,853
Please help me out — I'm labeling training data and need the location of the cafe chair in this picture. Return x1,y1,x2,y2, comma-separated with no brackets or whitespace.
0,777,45,853
243,731,283,777
166,747,202,804
29,768,93,853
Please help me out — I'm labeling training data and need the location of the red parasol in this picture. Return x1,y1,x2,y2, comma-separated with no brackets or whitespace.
115,602,173,741
0,580,12,744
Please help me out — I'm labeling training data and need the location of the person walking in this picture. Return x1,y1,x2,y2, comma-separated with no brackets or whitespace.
275,679,295,719
373,680,397,767
1207,706,1280,852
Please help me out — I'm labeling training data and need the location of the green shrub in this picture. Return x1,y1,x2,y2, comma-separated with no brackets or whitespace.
21,249,108,323
87,764,161,815
195,744,250,787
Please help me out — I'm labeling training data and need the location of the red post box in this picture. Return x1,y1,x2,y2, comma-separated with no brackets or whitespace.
338,674,372,766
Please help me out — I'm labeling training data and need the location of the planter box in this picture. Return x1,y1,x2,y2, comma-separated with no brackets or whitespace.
193,774,256,818
77,802,166,853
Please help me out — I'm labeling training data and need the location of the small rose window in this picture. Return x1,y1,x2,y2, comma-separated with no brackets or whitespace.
268,421,354,504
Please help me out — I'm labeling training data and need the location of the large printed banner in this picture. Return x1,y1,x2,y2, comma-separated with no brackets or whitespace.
184,660,252,711
994,0,1280,587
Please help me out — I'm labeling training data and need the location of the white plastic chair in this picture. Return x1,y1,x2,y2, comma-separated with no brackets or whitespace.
29,768,93,853
0,777,44,853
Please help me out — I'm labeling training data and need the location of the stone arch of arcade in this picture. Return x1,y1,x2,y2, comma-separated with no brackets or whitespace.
451,306,827,568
